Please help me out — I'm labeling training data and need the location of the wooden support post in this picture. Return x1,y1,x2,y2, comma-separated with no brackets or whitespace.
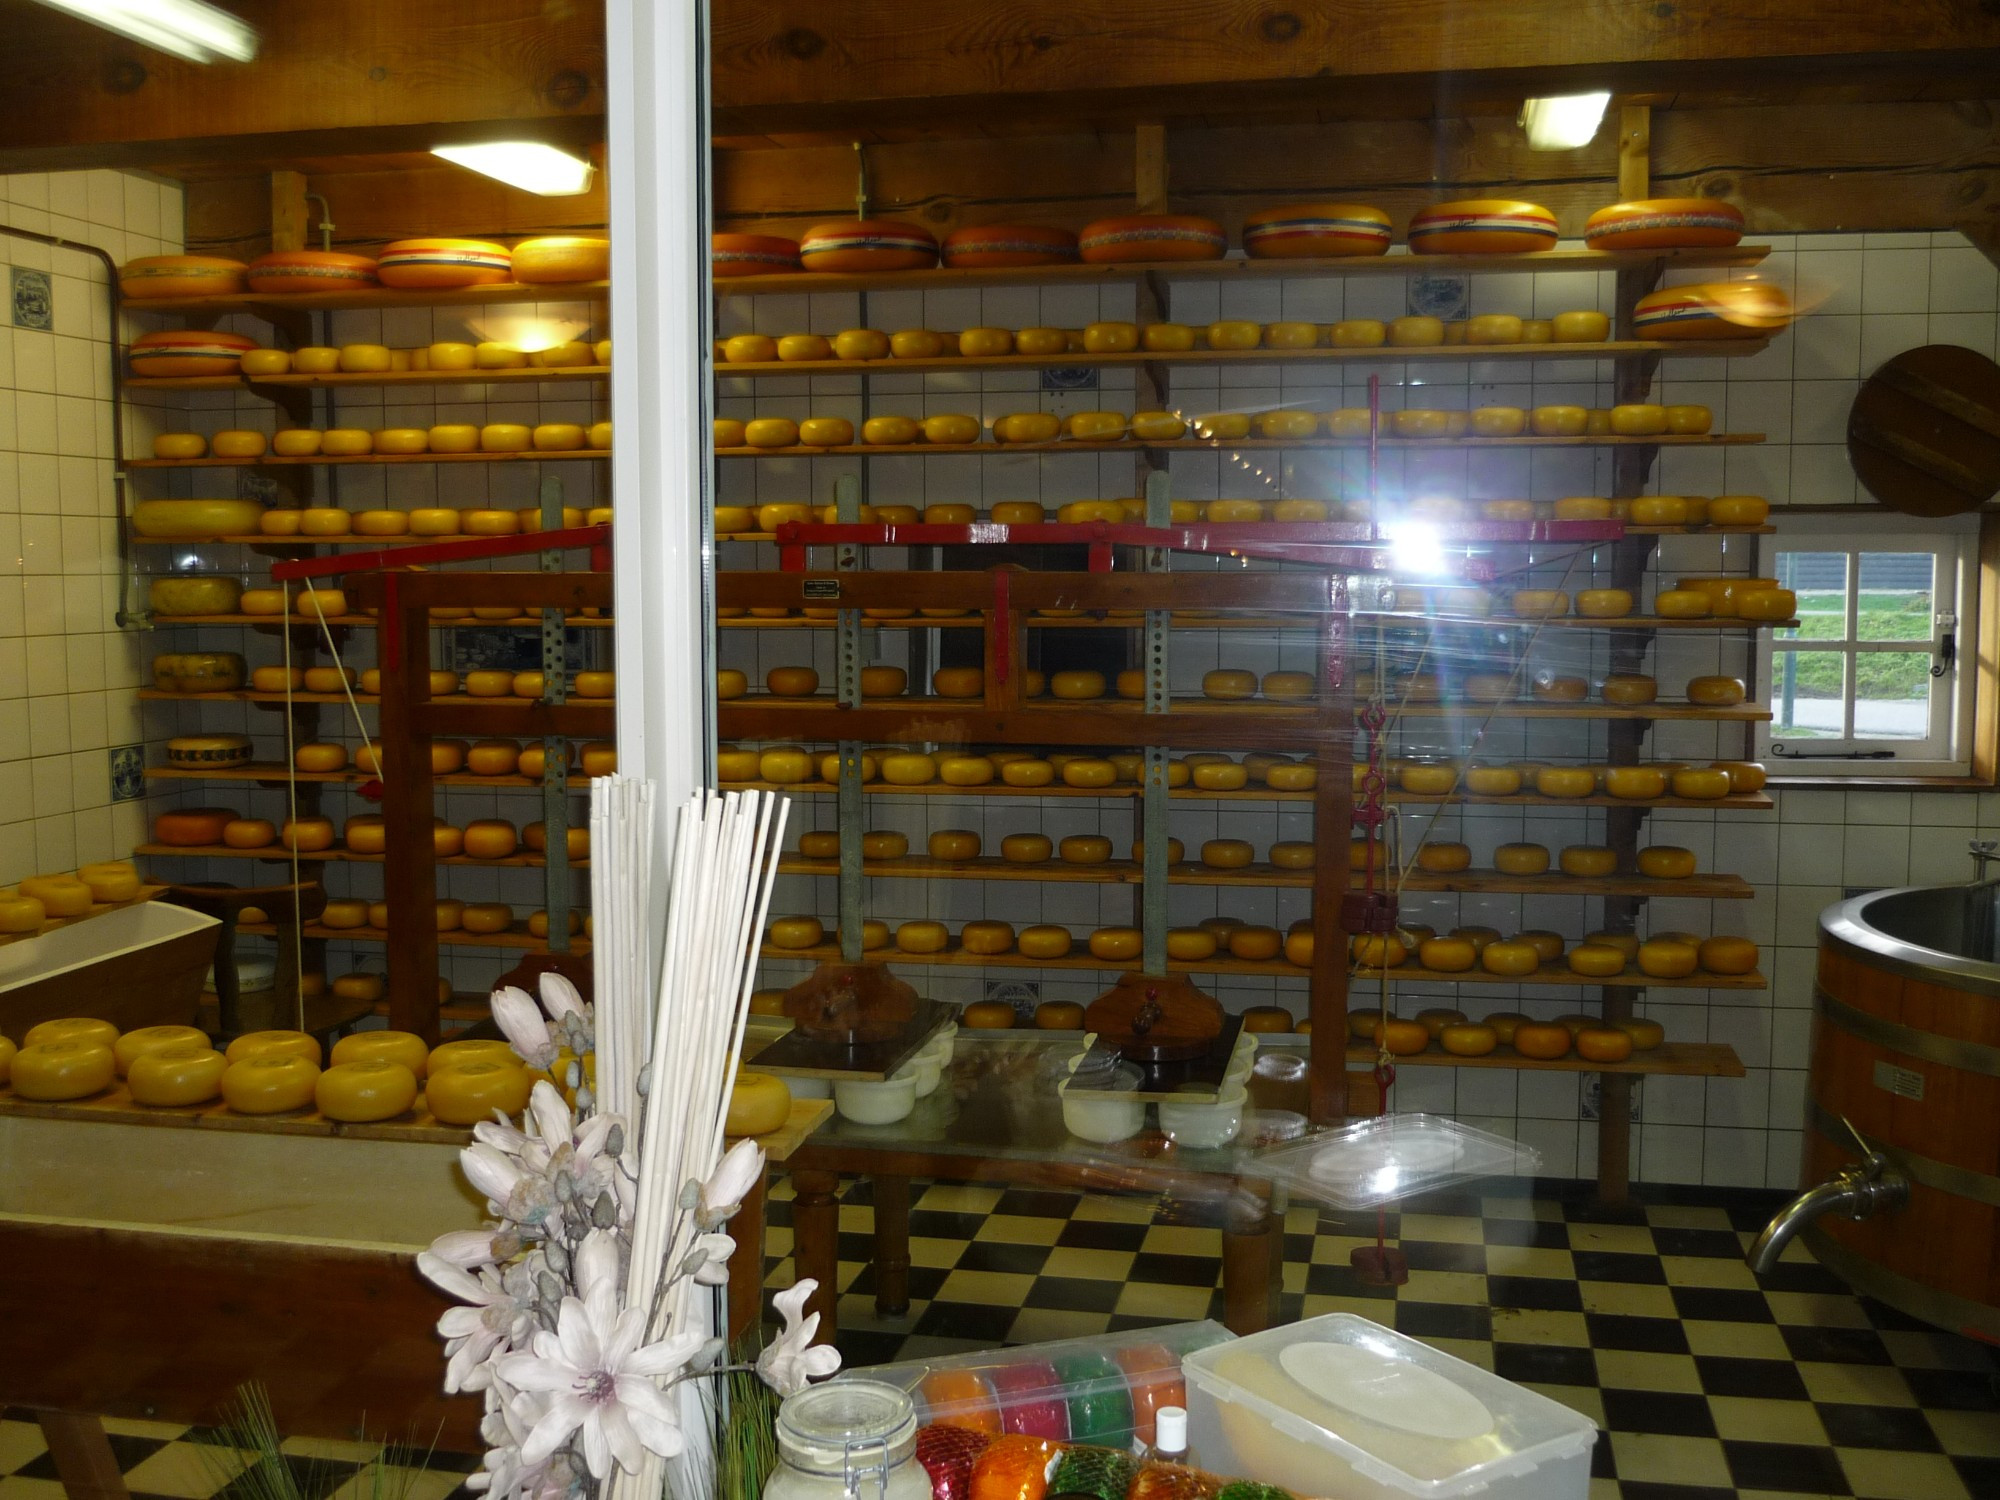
725,1167,769,1343
270,169,309,254
37,1412,130,1500
377,584,441,1042
791,1168,841,1344
1618,104,1651,201
870,1173,912,1317
1134,122,1167,213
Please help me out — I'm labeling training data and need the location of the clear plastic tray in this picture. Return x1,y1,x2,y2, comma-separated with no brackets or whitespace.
834,1320,1232,1448
1246,1113,1537,1208
1183,1313,1595,1500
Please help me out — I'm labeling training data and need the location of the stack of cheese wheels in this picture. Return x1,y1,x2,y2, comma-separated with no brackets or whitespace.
940,224,1078,268
376,238,512,289
1634,281,1792,340
798,219,938,272
1583,198,1745,251
1078,214,1228,264
1407,199,1559,254
511,236,611,283
1241,202,1393,258
711,233,801,277
129,330,261,377
118,255,247,298
245,251,380,292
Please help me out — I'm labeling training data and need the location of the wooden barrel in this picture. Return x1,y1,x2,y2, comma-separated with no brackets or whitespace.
1810,935,2000,1341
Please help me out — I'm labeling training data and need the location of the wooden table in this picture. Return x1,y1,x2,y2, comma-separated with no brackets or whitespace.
772,1035,1281,1341
0,1084,828,1498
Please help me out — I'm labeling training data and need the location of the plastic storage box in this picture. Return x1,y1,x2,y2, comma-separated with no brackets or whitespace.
837,1321,1232,1448
1182,1313,1595,1500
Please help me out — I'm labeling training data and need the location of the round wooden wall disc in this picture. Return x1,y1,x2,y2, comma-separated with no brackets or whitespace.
1848,344,2000,516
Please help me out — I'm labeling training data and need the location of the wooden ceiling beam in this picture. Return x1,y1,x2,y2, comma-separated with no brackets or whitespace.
0,0,604,173
710,0,2000,133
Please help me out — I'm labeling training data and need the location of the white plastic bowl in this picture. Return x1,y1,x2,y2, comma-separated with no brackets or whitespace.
1060,1085,1145,1143
833,1072,917,1124
1159,1081,1247,1148
899,1054,942,1098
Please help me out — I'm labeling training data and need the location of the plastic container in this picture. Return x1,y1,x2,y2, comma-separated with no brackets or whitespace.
1182,1314,1595,1500
841,1323,1232,1449
1249,1114,1537,1208
1158,1083,1246,1148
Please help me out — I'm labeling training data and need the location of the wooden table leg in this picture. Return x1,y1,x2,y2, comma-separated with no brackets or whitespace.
871,1173,911,1317
1221,1180,1278,1335
791,1167,841,1344
725,1166,769,1345
37,1411,130,1500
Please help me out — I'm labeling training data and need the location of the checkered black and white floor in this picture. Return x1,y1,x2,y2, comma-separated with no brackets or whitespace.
2,1179,1993,1500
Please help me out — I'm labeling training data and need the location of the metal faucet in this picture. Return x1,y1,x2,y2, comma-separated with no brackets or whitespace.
1748,1119,1909,1275
1972,840,2000,883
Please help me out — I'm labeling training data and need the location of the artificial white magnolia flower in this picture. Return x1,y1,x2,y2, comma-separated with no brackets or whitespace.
493,986,560,1070
755,1280,841,1396
419,1252,544,1393
428,1228,503,1268
539,971,586,1023
697,1138,765,1228
686,1230,737,1287
495,1230,704,1479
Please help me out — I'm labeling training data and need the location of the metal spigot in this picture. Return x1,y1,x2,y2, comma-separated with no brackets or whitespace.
1748,1117,1909,1274
1972,840,2000,883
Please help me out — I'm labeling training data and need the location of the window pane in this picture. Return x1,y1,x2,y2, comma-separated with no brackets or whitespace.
1774,551,1848,641
1853,650,1935,739
1856,552,1934,642
1772,649,1846,737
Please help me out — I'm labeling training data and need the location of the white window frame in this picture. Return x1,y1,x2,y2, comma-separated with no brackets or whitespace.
1755,513,1978,777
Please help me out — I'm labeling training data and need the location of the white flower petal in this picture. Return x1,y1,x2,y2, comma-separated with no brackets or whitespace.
574,1229,621,1307
460,1144,523,1205
554,1296,604,1371
623,1327,705,1377
520,1393,589,1467
428,1229,501,1267
418,1254,493,1304
623,1403,685,1460
539,971,585,1021
700,1139,765,1220
598,1401,644,1476
438,1306,488,1338
494,1352,577,1393
529,1081,573,1152
492,987,555,1068
579,1409,612,1480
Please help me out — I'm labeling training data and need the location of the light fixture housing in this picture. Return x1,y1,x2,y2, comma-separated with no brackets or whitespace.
432,142,596,197
1518,92,1611,151
31,0,256,62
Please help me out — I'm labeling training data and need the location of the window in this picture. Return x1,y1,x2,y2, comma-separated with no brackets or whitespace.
1756,516,1978,777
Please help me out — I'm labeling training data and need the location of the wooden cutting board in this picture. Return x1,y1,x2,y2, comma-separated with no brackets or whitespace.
1849,344,2000,515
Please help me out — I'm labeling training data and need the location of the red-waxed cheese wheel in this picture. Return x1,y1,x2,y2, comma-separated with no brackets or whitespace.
376,238,511,289
1078,214,1227,264
1584,198,1745,251
1634,282,1793,340
987,1359,1069,1439
118,255,247,299
129,330,260,377
1242,202,1392,258
798,219,937,273
1408,199,1559,254
153,808,236,846
245,251,380,292
940,223,1078,268
711,233,802,277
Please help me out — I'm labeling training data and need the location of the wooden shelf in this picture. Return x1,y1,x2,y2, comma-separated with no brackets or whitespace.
125,366,609,393
138,689,615,709
127,450,611,468
714,337,1771,378
136,842,586,868
1340,1040,1746,1077
719,611,1792,632
122,280,610,315
723,691,1770,723
236,919,588,952
758,940,1764,989
776,854,1752,899
716,433,1764,458
131,532,603,548
721,777,1775,811
145,763,591,788
712,246,1769,296
150,613,612,628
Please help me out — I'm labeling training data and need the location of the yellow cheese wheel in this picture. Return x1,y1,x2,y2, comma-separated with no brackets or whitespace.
1017,925,1073,959
767,916,825,950
1535,767,1596,799
1575,589,1634,619
1708,495,1771,526
218,1054,319,1114
1087,927,1142,961
1687,675,1747,706
766,666,820,697
1560,845,1618,877
1699,936,1760,975
1510,589,1569,618
894,920,949,955
12,1039,115,1100
1464,765,1522,795
932,666,984,698
1604,765,1667,800
1600,674,1658,706
1001,834,1054,864
1057,835,1111,866
1200,838,1255,870
1051,670,1106,699
315,1059,420,1122
880,753,937,785
1672,767,1733,800
1637,846,1697,878
1399,763,1459,794
1494,843,1549,874
1200,669,1256,701
1229,926,1283,961
425,1059,534,1124
927,829,981,862
1417,842,1472,872
1637,940,1699,979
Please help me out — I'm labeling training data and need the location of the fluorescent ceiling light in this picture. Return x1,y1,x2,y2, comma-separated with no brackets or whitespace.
32,0,256,62
1518,92,1611,150
433,142,596,197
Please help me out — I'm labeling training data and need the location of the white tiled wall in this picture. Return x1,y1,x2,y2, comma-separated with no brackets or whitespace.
0,169,185,882
722,231,1999,1189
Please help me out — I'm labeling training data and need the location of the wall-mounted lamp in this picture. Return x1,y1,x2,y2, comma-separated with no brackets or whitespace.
1518,92,1611,151
31,0,256,62
432,143,596,197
